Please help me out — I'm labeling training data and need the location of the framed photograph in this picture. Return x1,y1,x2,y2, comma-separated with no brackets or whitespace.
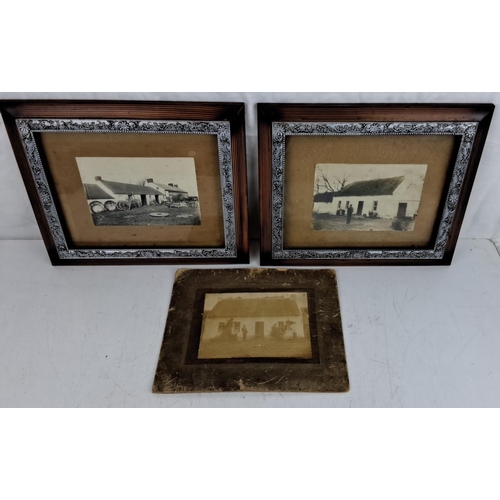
259,103,494,266
153,269,349,393
1,100,248,265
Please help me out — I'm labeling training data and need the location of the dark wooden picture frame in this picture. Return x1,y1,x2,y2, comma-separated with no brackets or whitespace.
153,269,349,393
259,103,494,266
1,100,249,265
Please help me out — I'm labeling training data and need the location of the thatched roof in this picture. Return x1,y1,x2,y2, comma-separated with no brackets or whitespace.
84,184,114,200
100,180,159,196
206,298,301,318
152,182,188,194
314,191,335,203
335,176,405,197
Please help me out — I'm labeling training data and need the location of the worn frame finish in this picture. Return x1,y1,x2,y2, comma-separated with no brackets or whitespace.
1,100,249,265
259,103,494,266
153,269,349,393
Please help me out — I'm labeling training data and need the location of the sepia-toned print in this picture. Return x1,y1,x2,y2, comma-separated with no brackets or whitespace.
76,157,201,227
313,164,428,232
198,292,312,359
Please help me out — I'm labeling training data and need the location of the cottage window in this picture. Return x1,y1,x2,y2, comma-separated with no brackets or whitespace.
278,321,285,329
373,201,379,211
345,201,350,209
337,201,342,209
218,322,225,333
233,322,241,333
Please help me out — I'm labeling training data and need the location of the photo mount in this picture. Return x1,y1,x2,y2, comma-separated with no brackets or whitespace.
0,100,249,265
153,268,349,393
258,103,495,266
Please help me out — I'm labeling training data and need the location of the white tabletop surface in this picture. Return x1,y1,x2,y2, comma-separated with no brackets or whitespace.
1,238,499,408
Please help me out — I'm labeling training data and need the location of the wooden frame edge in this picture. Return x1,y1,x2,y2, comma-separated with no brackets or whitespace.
0,100,250,266
258,103,495,267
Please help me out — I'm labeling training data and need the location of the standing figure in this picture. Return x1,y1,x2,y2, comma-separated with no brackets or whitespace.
221,318,235,341
346,204,354,224
242,325,248,341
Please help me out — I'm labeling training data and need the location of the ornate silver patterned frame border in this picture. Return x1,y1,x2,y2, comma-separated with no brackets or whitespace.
271,121,478,260
17,118,237,260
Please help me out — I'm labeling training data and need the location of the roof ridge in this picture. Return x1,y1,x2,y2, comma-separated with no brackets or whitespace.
347,175,405,186
335,176,405,197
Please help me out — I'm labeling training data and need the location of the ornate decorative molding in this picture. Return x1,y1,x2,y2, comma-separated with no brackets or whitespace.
271,121,479,260
17,119,237,259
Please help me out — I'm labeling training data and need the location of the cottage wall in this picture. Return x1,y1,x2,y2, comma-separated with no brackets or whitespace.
93,180,163,207
314,176,424,219
203,315,305,340
332,195,420,219
319,194,393,217
145,182,168,200
323,191,421,219
375,195,404,219
116,194,132,202
147,194,165,204
313,202,333,214
145,181,185,201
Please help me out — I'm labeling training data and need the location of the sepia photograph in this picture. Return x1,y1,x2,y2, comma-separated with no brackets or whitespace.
153,268,347,393
76,157,201,227
313,164,428,232
198,292,312,359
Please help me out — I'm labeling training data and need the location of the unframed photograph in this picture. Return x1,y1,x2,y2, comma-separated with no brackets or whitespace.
313,164,428,232
198,292,312,359
76,157,201,227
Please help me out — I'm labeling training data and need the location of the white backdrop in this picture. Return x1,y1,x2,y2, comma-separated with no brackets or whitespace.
1,92,499,242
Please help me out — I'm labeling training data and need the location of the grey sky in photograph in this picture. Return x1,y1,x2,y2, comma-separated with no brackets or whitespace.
204,292,309,312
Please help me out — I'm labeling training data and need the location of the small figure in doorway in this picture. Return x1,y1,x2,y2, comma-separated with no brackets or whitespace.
346,204,354,224
242,325,248,341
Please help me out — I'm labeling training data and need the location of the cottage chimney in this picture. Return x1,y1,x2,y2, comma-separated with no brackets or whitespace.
174,184,179,188
168,183,174,187
146,178,153,183
94,176,115,199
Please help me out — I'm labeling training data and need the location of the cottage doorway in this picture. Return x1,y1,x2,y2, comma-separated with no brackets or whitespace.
255,322,264,339
140,195,147,207
356,201,364,216
397,203,407,218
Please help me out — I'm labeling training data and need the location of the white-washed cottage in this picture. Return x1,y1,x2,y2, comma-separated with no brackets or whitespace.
202,297,305,341
84,176,161,208
313,175,423,219
84,183,115,212
144,179,189,202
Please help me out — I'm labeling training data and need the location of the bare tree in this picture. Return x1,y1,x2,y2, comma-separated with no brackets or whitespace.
314,176,322,194
316,168,350,193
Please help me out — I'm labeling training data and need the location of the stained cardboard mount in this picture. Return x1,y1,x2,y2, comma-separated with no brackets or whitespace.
153,269,349,394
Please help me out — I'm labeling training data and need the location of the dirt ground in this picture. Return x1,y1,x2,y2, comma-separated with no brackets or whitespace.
312,214,415,232
198,338,313,359
92,205,201,227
